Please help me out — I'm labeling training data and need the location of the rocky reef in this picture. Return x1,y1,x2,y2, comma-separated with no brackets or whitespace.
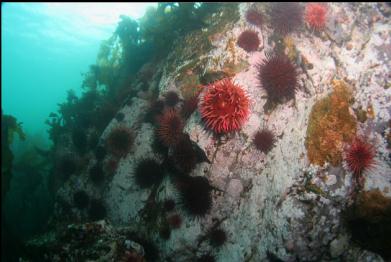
24,3,391,262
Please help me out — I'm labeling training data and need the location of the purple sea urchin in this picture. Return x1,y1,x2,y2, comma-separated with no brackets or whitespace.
134,158,165,189
145,99,165,124
258,54,297,103
237,30,260,52
164,91,180,107
253,129,276,153
152,133,169,156
271,2,303,35
173,135,198,173
178,176,212,217
209,228,228,248
106,127,134,157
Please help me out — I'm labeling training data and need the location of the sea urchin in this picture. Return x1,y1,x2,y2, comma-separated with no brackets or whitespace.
173,135,198,173
271,2,303,35
134,158,166,189
258,54,298,104
106,127,134,157
145,99,165,124
209,228,228,248
199,78,250,134
157,109,184,147
253,129,276,153
178,176,213,217
345,137,375,175
237,30,260,52
164,91,180,107
305,3,328,31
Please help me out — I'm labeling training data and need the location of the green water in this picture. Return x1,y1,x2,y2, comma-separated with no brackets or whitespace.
2,3,155,148
1,3,155,260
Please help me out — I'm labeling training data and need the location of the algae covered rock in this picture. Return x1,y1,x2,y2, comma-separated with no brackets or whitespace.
305,80,357,166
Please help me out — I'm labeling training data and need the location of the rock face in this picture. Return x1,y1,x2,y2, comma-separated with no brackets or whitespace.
46,3,390,262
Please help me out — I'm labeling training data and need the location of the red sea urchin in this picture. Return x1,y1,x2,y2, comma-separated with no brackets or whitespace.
106,127,134,157
271,2,303,35
258,54,298,103
199,78,250,134
246,9,263,27
253,129,276,153
305,3,328,31
237,30,260,52
157,109,184,147
345,137,375,175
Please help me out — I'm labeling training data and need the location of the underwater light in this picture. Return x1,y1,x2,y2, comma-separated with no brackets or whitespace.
42,3,158,25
